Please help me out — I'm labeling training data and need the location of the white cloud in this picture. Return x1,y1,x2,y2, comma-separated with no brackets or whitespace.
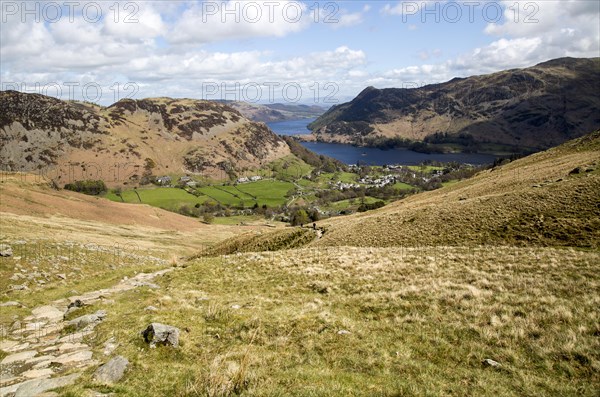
102,3,167,40
169,1,310,44
373,0,599,88
475,1,599,69
1,0,597,105
333,4,371,29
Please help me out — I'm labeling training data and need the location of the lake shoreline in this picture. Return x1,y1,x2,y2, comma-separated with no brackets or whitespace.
291,134,518,157
266,118,500,166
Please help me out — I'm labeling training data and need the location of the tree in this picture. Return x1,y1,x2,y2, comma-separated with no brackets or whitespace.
64,180,107,195
113,187,124,202
308,208,320,222
203,212,215,224
291,209,309,226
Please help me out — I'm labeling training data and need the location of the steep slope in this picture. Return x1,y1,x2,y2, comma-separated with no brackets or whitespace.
313,130,600,248
0,92,291,184
309,57,600,153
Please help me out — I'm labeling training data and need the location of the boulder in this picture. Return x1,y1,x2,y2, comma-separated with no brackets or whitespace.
0,244,13,257
94,355,129,384
141,323,180,348
0,301,22,307
68,299,84,309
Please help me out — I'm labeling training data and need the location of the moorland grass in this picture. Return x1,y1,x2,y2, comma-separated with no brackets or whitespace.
56,246,600,396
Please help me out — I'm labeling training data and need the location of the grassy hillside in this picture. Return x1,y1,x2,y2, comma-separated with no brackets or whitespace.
24,246,598,396
0,172,261,254
313,130,600,248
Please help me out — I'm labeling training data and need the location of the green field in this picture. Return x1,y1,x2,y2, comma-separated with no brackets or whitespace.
105,187,208,211
406,165,445,173
317,172,358,186
393,181,415,190
234,180,295,206
106,180,295,209
197,186,245,207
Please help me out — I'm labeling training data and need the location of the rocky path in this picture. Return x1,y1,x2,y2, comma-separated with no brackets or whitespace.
0,268,172,397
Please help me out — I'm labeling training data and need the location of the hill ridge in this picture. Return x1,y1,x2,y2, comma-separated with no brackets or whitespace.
0,91,291,184
308,57,600,153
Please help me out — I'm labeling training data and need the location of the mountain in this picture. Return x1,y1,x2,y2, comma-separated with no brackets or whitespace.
0,91,291,184
308,57,600,154
219,101,327,123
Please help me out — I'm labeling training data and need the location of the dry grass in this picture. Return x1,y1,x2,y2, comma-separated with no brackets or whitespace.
310,131,600,249
0,172,280,255
54,245,599,396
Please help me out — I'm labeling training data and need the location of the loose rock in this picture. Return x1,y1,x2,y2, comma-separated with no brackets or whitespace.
0,301,22,307
32,306,64,323
94,355,129,384
0,244,13,257
1,350,37,365
482,358,502,368
68,299,84,309
22,368,54,379
142,323,180,348
103,337,118,356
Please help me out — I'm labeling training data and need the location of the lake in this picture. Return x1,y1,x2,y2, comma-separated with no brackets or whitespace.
266,118,316,136
267,118,497,166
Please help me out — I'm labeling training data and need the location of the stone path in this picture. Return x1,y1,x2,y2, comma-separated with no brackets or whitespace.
0,269,172,397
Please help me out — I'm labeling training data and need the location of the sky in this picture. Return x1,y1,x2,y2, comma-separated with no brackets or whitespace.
1,0,599,105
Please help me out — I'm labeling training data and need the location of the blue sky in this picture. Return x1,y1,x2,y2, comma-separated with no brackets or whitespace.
1,1,598,104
